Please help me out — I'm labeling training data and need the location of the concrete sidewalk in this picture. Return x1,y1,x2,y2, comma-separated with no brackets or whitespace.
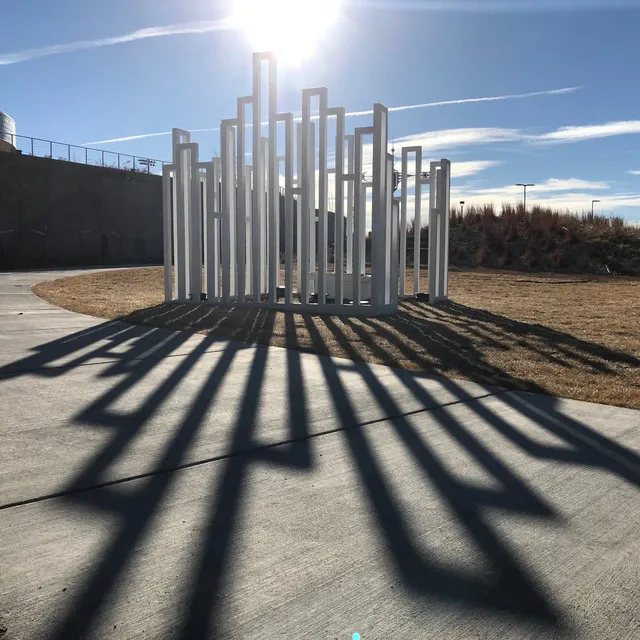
1,269,639,640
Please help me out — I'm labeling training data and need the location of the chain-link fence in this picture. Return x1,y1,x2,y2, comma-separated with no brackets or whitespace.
3,133,167,175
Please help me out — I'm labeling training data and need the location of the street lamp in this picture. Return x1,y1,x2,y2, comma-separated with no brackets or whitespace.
516,183,535,212
591,199,600,216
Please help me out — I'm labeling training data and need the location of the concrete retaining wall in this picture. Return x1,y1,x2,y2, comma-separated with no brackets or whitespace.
0,152,162,269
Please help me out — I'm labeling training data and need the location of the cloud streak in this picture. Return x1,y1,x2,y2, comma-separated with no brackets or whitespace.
395,127,523,153
536,121,640,143
0,19,234,66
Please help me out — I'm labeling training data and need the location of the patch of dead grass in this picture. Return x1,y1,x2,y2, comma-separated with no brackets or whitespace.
33,266,640,409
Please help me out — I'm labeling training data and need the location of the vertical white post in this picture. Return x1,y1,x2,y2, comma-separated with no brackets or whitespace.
237,97,251,302
307,120,316,284
181,148,193,298
330,107,345,306
443,159,451,299
399,149,408,297
390,181,400,309
361,185,367,280
353,127,372,305
260,136,269,294
177,154,189,299
317,88,329,306
428,161,439,301
353,132,362,305
279,113,294,304
200,165,208,297
385,152,393,306
188,145,202,302
212,158,221,299
221,119,237,303
162,164,174,302
175,145,195,299
245,165,253,297
296,122,303,295
205,216,215,300
413,149,423,295
268,56,279,304
436,158,451,302
202,159,216,301
252,53,263,303
346,135,354,275
301,90,312,304
371,104,388,310
172,129,189,301
230,133,237,299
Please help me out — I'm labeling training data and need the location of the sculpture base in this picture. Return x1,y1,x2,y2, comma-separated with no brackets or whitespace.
307,272,372,302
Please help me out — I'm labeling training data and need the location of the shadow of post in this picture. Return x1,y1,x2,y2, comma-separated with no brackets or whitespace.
311,315,560,623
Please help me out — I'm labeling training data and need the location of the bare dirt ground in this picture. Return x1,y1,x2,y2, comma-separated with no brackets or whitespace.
33,267,640,408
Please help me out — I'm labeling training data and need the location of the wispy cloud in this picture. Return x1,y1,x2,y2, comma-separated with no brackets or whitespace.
450,187,640,214
629,170,640,175
0,19,234,66
395,127,523,153
536,121,640,143
443,177,640,215
390,119,640,156
390,176,633,219
452,160,501,178
462,178,610,198
400,176,628,218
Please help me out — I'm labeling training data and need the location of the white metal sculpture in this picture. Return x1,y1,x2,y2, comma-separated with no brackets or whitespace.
163,52,451,315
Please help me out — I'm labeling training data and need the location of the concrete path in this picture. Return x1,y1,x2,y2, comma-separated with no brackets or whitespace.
1,269,639,640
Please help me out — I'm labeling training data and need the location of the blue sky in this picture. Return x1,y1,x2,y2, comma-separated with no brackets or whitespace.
2,0,640,220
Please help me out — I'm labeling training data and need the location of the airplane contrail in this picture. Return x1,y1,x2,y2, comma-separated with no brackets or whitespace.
0,19,234,66
84,86,580,145
344,86,580,117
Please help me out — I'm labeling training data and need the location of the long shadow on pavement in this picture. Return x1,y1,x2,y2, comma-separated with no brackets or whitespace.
1,302,640,638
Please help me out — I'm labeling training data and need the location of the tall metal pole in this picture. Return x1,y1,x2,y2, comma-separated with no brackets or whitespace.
516,183,534,211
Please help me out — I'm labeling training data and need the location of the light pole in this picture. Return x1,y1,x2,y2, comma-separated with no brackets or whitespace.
591,199,600,217
516,183,535,212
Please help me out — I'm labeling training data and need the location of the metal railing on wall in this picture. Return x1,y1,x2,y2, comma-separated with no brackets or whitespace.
2,133,167,175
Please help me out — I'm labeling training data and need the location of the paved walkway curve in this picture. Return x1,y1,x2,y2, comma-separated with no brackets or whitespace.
1,269,639,640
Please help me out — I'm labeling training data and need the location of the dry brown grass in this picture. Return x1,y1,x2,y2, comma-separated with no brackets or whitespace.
33,266,640,409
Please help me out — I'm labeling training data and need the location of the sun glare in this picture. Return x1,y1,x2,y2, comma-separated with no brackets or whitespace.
232,0,343,66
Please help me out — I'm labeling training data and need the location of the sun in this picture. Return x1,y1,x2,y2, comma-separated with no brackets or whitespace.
231,0,343,66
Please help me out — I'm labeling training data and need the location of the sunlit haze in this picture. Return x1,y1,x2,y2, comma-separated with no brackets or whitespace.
231,0,343,65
